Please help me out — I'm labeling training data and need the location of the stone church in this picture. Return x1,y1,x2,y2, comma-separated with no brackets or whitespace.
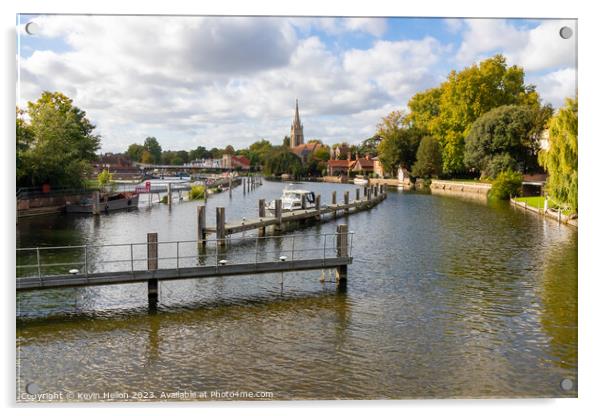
290,99,304,148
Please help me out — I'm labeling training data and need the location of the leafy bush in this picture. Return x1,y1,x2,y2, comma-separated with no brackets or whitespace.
189,185,205,200
411,136,442,178
488,170,523,200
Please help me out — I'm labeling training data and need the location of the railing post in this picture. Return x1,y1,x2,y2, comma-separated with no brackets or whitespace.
197,205,206,247
258,199,266,237
216,207,226,246
36,247,41,278
336,224,348,283
147,232,159,304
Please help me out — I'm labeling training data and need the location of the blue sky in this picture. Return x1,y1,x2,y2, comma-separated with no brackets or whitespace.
17,15,577,153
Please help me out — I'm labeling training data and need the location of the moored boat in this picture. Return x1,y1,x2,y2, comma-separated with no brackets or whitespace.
353,175,369,185
268,187,317,212
66,192,139,214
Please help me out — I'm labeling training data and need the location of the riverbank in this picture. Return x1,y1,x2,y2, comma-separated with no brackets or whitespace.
510,197,578,228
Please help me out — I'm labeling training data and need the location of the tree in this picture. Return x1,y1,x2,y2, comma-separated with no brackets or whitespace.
464,105,550,179
97,168,113,187
223,145,235,155
247,139,274,167
412,136,442,178
126,143,144,162
209,147,223,159
141,150,153,164
263,147,302,177
538,97,578,211
17,91,100,187
313,147,330,162
376,110,421,176
282,136,290,148
488,170,523,200
189,145,211,161
143,137,162,164
16,107,34,185
407,55,542,175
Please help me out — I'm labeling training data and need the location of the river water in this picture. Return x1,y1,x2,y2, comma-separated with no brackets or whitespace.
16,180,577,400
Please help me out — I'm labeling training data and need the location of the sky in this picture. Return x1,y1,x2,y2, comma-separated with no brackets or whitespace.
16,15,577,153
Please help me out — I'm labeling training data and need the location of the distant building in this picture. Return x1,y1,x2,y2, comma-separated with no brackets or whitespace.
291,142,322,165
327,159,354,177
351,154,375,175
290,99,304,148
222,154,251,170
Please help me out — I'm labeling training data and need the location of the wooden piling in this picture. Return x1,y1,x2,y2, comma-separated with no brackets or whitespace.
197,205,206,246
363,186,367,197
356,188,360,201
332,191,337,218
216,207,226,246
92,191,100,215
315,194,321,220
167,182,172,205
344,191,349,214
243,177,246,195
229,176,232,197
258,199,266,237
336,224,348,282
147,232,159,302
274,199,282,232
204,180,208,203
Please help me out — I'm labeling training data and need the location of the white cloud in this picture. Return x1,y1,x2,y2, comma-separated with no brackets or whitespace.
456,18,577,73
18,15,442,152
527,68,577,108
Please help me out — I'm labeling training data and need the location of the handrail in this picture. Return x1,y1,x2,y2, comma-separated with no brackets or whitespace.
16,232,354,278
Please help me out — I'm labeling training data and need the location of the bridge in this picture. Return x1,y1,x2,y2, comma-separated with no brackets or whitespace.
16,227,352,307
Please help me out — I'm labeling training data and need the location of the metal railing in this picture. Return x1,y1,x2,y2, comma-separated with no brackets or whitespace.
16,232,354,279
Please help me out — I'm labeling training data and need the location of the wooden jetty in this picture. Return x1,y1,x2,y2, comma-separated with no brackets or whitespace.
16,226,352,307
198,184,387,246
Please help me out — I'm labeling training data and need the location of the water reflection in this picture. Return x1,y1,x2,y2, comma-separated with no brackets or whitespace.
16,181,578,399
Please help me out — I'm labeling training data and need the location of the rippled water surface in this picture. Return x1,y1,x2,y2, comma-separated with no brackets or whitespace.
16,180,577,400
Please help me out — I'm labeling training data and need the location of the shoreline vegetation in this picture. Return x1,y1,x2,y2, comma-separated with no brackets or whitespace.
17,55,577,221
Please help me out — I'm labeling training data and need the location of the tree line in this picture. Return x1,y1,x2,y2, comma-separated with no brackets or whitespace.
374,54,577,210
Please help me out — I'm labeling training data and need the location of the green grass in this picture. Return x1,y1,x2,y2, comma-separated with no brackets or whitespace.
514,196,574,216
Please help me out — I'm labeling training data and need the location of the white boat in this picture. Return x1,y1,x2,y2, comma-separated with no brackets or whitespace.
268,187,317,212
353,176,369,185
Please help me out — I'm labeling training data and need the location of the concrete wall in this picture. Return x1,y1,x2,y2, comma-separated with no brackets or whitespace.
17,193,91,211
430,180,491,200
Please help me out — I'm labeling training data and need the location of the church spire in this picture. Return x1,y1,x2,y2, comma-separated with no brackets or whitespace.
290,98,304,148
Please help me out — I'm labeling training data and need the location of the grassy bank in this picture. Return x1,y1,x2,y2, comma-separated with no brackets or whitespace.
514,196,573,216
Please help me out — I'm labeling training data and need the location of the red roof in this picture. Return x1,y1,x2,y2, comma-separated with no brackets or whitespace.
231,155,251,167
327,160,353,167
354,159,374,168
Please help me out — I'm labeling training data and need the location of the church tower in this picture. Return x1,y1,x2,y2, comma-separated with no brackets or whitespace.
290,99,304,148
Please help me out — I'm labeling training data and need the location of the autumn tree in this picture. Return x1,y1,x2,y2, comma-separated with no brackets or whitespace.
538,97,578,211
407,55,542,175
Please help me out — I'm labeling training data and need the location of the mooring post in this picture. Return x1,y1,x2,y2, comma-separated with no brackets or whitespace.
356,188,360,202
229,176,232,198
216,207,226,246
332,191,337,218
274,199,282,232
367,186,372,202
243,177,246,195
204,179,208,203
315,194,321,219
336,224,348,282
197,205,206,247
258,198,266,237
301,193,306,210
344,191,350,214
147,232,159,303
167,182,172,205
363,185,367,198
92,191,100,215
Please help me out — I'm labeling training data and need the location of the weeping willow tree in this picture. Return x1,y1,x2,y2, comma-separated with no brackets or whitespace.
538,97,578,212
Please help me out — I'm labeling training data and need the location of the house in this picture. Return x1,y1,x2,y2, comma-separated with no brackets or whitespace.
351,154,375,175
327,159,354,177
291,142,322,165
222,154,251,170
